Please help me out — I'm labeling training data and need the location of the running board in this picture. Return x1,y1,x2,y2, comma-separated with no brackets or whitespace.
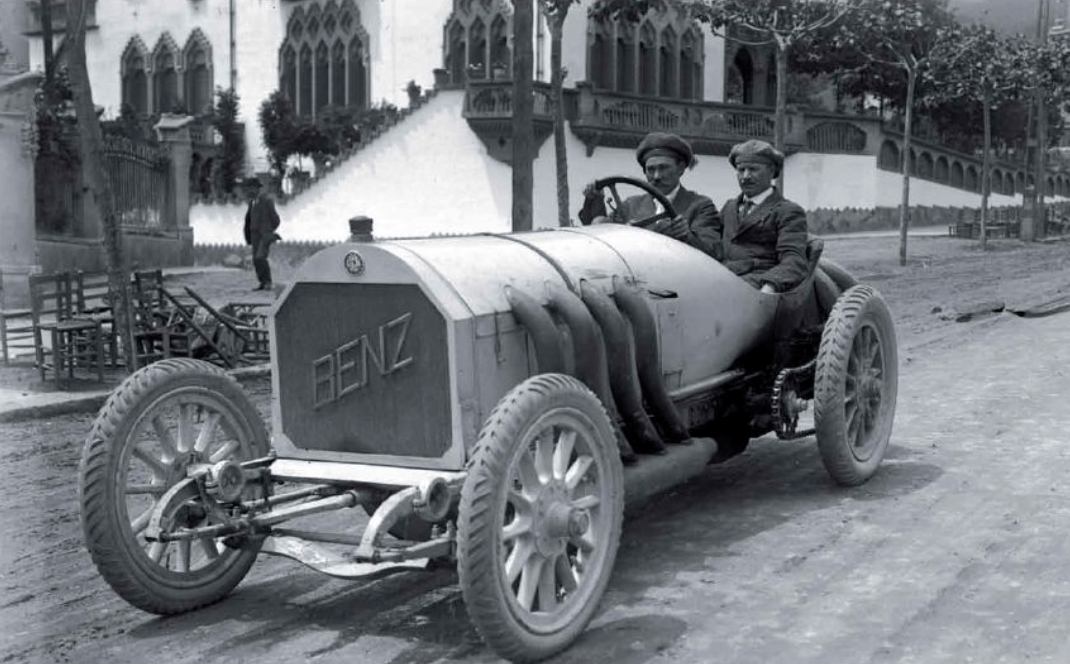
622,436,718,510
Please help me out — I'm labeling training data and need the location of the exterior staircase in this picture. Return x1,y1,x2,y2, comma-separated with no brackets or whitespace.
277,88,443,203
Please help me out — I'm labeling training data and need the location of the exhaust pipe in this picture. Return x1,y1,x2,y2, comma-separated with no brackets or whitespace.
504,285,566,375
580,282,666,455
546,283,638,464
612,280,691,444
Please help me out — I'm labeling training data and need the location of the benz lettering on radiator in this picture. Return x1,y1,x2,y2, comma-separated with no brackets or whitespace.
312,312,414,408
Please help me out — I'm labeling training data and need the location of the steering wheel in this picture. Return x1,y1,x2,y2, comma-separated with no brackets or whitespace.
590,176,678,229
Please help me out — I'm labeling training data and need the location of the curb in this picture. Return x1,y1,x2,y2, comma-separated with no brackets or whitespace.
0,393,112,424
0,363,273,424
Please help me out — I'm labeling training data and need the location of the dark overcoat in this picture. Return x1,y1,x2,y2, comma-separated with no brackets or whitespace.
243,193,281,259
716,190,809,292
580,186,722,259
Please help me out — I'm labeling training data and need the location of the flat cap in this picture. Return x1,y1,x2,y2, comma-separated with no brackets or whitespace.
729,139,784,176
636,132,695,168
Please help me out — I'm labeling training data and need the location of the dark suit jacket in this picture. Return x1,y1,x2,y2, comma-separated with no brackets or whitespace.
716,190,809,292
579,186,722,258
243,193,281,246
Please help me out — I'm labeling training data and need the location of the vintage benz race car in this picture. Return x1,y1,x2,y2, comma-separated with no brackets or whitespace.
79,179,897,664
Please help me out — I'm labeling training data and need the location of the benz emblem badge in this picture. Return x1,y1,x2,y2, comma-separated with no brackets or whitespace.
343,250,366,276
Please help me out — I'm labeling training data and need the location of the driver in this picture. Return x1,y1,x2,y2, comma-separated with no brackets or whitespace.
577,132,722,258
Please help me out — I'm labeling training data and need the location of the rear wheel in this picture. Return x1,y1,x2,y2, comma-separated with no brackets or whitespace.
458,374,624,663
814,286,898,486
79,358,269,614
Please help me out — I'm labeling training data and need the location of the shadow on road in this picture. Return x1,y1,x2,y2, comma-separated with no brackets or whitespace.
119,438,940,664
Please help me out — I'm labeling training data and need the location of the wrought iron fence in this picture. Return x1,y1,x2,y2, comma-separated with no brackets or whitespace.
102,137,172,229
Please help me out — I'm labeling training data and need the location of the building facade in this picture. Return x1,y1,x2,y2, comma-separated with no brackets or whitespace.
23,0,735,171
17,0,1052,246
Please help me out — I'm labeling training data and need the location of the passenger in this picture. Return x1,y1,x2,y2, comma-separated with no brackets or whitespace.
578,132,722,258
717,139,809,294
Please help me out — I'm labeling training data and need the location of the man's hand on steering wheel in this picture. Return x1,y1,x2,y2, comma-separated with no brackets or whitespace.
586,176,680,230
654,215,691,241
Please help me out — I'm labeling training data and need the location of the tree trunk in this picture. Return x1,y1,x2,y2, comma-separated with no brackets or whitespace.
41,0,55,82
898,66,916,267
66,0,134,369
773,40,789,191
550,13,570,227
511,0,535,232
1035,91,1048,239
980,96,992,251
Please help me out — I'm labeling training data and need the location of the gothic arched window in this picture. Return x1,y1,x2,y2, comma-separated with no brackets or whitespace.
490,15,510,76
279,0,370,119
349,37,367,109
659,27,677,98
616,21,635,93
315,42,330,113
282,45,297,106
448,21,467,85
638,22,656,96
299,45,313,116
589,21,613,89
469,19,487,79
443,0,515,87
153,34,181,114
730,47,754,105
680,29,699,100
121,37,149,116
332,40,347,107
588,9,702,99
184,30,213,116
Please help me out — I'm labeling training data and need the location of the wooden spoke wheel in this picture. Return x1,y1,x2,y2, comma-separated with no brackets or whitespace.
814,285,898,486
458,374,624,663
79,359,269,614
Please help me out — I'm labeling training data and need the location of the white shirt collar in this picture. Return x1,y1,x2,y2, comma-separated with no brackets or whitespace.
745,187,774,206
653,185,682,214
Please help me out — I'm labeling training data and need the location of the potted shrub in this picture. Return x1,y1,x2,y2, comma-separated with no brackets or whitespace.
405,80,422,108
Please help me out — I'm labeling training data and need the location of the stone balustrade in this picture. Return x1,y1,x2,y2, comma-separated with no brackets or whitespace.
461,81,1069,200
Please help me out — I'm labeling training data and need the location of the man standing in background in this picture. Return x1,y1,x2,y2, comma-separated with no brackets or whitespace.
242,176,281,291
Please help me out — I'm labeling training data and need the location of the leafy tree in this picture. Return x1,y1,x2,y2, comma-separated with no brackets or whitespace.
825,0,958,265
316,104,363,154
687,0,851,162
927,26,1031,249
1025,35,1070,231
101,103,148,141
211,87,245,194
258,90,297,180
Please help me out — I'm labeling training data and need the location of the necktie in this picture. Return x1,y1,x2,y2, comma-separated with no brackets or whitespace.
740,199,752,217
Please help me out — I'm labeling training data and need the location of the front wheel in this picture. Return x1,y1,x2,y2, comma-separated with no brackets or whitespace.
79,358,269,614
814,285,898,486
458,374,624,663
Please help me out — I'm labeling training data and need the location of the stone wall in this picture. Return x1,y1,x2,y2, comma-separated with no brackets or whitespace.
0,72,41,309
806,205,1017,235
37,228,193,275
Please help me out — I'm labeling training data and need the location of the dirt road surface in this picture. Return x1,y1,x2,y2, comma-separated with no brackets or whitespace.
2,234,1070,664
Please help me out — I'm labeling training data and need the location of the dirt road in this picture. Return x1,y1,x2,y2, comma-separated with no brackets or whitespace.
2,234,1070,664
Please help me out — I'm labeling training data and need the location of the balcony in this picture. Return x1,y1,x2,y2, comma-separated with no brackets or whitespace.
25,0,98,35
462,79,555,164
569,83,803,157
460,79,1066,200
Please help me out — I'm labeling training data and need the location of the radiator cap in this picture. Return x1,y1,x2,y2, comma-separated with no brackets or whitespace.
349,216,374,243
